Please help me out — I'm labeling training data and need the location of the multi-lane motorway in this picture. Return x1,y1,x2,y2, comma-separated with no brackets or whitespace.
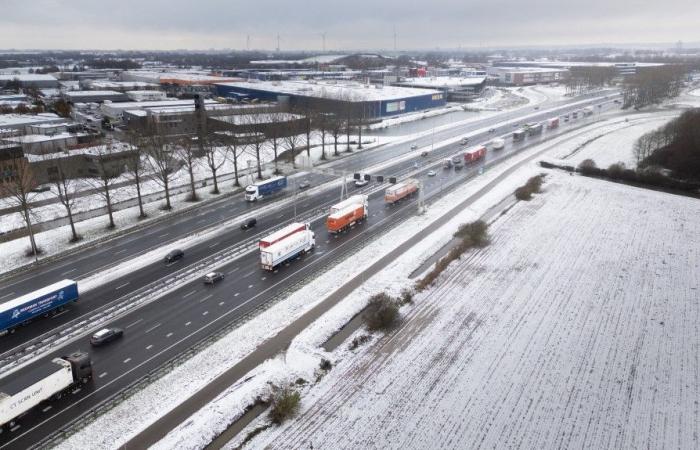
0,91,621,448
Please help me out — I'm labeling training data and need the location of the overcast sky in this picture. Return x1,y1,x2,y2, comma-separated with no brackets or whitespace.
1,0,698,51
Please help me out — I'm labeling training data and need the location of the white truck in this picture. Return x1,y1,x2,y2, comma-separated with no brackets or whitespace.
260,229,315,271
0,351,92,432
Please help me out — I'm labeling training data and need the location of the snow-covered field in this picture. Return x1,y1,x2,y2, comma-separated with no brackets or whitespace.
251,172,700,450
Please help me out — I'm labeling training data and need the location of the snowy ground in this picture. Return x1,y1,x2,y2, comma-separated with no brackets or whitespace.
545,111,681,168
248,171,700,450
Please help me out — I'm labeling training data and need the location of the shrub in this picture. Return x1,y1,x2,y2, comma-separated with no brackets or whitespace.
399,288,414,305
348,334,370,350
525,175,544,193
319,359,332,371
454,220,489,246
269,387,301,425
607,162,626,179
578,159,598,175
363,293,400,331
515,186,533,200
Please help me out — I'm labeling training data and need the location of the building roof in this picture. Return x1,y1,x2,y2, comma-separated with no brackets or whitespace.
65,90,126,97
0,113,65,128
213,112,304,126
216,80,442,102
4,132,86,144
0,73,58,82
397,76,487,89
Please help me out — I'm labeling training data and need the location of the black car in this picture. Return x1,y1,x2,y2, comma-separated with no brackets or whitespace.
298,180,311,189
240,218,257,230
164,249,184,263
90,328,123,346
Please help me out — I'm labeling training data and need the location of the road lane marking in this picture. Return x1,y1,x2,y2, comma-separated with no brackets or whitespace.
158,232,169,238
123,358,131,364
248,284,254,289
10,425,19,432
227,267,239,275
199,294,212,303
116,282,130,290
115,249,127,255
234,292,240,297
146,345,153,350
166,332,173,338
208,241,220,249
98,372,107,379
53,310,68,319
71,388,81,394
145,323,161,333
61,268,76,276
202,311,209,316
219,301,224,306
261,277,266,281
185,321,191,326
242,270,254,278
126,319,143,329
182,290,197,299
0,291,15,300
42,406,52,413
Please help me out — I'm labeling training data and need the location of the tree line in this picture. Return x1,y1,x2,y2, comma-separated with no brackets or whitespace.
621,65,687,109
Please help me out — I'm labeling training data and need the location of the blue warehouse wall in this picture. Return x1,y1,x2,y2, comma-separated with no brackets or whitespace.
379,93,446,117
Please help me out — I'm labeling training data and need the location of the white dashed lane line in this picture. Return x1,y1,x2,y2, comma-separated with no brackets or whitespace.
166,332,173,338
98,372,107,378
182,290,197,299
123,358,131,364
146,345,153,350
126,319,143,329
199,294,213,303
115,282,130,290
145,323,161,333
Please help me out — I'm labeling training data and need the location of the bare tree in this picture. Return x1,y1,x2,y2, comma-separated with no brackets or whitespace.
144,120,177,210
124,128,147,218
0,156,40,259
313,111,329,160
177,136,200,202
44,155,81,242
282,127,303,169
328,113,343,157
202,133,228,194
88,140,122,229
266,112,285,174
241,114,265,179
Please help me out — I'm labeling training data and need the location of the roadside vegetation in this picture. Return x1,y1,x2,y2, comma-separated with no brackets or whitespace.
363,292,401,331
515,175,546,201
415,220,490,292
268,387,301,425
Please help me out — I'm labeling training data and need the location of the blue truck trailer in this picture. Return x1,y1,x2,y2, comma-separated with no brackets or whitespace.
0,279,79,335
244,176,287,201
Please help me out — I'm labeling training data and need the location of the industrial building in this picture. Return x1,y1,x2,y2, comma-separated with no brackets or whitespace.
215,80,445,119
393,76,487,101
0,113,67,132
492,60,664,77
0,74,59,89
64,90,130,103
487,66,568,86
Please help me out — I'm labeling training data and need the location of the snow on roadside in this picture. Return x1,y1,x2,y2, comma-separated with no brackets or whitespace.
252,171,700,450
55,117,568,450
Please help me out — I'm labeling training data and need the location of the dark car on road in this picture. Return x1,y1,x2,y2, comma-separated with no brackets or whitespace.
90,328,123,346
240,218,257,230
203,271,225,285
298,179,311,189
164,249,184,263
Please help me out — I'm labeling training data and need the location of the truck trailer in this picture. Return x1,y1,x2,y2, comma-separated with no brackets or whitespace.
0,280,79,335
513,129,526,141
583,106,594,116
329,195,367,214
326,195,369,234
260,229,315,270
0,351,92,431
464,145,487,163
259,222,309,248
385,178,419,204
526,122,543,136
547,117,560,129
245,176,287,201
491,138,505,150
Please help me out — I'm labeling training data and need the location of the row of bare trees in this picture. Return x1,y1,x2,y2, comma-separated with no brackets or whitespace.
564,66,617,96
1,103,371,259
621,65,687,109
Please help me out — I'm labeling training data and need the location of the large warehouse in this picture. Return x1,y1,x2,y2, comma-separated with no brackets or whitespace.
393,76,487,101
214,80,446,118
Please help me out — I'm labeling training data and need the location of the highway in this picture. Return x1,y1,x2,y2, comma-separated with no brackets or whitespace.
0,93,621,448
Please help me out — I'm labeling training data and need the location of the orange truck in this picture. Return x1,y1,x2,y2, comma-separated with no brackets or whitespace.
326,195,368,233
384,178,419,205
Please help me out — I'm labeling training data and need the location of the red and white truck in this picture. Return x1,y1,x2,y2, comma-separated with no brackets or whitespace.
259,222,309,248
260,228,315,271
327,195,368,234
547,117,560,129
464,145,487,163
385,178,419,204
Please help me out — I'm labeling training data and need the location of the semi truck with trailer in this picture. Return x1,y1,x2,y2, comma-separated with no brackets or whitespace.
491,138,505,150
385,178,419,204
513,129,526,141
547,117,560,129
464,145,487,163
245,176,287,201
327,196,368,234
260,229,315,270
259,222,309,248
0,280,79,335
0,351,92,432
525,122,543,136
443,158,453,169
583,106,594,116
